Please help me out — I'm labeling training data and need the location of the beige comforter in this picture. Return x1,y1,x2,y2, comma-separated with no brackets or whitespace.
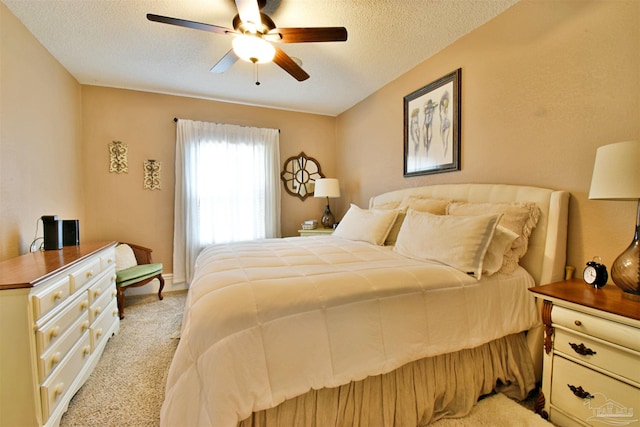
161,236,539,427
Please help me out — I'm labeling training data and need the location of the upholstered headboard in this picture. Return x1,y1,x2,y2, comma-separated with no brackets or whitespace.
369,183,570,286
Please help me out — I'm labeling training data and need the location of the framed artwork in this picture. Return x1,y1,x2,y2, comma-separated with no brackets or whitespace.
404,68,461,177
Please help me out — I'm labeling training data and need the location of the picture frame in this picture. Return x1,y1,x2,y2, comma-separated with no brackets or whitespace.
404,68,461,177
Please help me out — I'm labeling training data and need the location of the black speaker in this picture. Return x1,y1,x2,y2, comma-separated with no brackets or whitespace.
62,220,80,246
42,216,63,250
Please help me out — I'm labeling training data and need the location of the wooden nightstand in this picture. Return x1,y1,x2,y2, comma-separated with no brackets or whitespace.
529,279,640,427
298,228,334,237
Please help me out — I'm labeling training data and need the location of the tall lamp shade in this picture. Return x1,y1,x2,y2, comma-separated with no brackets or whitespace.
314,178,340,228
589,140,640,300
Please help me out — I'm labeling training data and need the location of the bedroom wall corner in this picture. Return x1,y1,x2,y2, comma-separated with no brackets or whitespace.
335,0,640,276
0,3,85,261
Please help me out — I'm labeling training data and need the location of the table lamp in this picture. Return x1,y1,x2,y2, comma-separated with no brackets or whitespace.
589,140,640,301
313,178,340,228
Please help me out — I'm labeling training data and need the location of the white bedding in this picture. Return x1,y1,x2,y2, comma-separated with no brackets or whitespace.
161,236,539,427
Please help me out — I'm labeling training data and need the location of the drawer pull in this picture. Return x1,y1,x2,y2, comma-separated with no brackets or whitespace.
574,320,582,326
94,307,102,316
569,342,596,356
95,328,103,338
567,384,593,399
86,270,94,278
50,352,62,368
53,382,65,400
52,291,64,301
80,300,89,311
81,320,90,332
49,326,61,339
82,345,91,357
93,289,101,298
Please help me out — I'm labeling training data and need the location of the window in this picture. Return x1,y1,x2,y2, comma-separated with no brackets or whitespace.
173,119,280,284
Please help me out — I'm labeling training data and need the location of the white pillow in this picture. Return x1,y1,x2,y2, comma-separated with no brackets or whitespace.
394,209,501,279
333,204,399,245
115,244,138,271
482,226,519,276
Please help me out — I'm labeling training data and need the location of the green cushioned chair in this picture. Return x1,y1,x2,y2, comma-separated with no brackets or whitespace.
115,243,164,319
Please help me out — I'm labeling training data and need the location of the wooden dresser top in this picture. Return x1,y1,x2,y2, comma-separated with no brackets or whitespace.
0,241,116,290
530,278,640,321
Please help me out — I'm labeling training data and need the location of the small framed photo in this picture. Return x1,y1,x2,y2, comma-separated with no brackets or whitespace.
404,68,461,177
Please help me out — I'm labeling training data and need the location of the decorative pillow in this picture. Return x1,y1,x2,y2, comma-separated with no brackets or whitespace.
400,196,450,214
333,204,399,245
372,206,408,246
482,226,519,276
376,196,450,246
447,202,541,274
115,244,138,272
394,209,501,279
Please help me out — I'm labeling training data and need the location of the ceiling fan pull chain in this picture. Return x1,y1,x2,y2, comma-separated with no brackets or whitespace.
254,62,258,85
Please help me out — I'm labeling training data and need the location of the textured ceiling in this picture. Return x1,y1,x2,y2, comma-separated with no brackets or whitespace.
3,0,519,116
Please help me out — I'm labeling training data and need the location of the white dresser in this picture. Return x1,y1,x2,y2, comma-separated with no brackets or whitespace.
530,279,640,427
0,242,120,427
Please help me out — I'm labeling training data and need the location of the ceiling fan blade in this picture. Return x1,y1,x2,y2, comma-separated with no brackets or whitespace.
234,0,261,27
273,47,309,81
270,27,348,43
147,14,235,35
210,49,240,74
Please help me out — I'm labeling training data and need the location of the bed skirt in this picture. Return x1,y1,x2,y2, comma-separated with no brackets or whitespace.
239,332,536,427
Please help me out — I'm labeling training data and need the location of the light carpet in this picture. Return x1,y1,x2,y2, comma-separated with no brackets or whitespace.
60,291,551,427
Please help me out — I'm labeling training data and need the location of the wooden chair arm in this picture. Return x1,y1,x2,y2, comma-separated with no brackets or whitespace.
121,242,154,265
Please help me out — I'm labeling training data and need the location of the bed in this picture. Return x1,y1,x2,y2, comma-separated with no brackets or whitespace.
161,183,569,427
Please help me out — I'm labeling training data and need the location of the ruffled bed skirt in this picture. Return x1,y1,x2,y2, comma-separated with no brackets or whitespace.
239,332,536,427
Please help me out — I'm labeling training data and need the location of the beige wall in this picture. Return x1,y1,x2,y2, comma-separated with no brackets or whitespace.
336,0,640,274
81,86,337,272
0,3,84,260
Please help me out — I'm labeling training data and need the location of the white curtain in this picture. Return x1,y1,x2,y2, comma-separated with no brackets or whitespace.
173,119,281,284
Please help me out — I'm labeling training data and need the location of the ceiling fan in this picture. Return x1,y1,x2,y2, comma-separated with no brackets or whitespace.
147,0,348,83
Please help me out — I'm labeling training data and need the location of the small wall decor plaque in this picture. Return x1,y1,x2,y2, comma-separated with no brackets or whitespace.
109,140,128,173
143,160,161,190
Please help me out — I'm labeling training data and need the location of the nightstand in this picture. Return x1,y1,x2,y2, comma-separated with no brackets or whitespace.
298,228,334,237
529,279,640,427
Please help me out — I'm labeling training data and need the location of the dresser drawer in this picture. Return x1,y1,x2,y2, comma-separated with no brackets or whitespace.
552,305,640,352
35,293,89,355
69,258,102,292
100,248,116,271
40,333,92,421
31,275,72,321
90,287,114,323
91,298,118,352
87,269,116,306
554,328,640,384
551,356,640,426
38,314,90,382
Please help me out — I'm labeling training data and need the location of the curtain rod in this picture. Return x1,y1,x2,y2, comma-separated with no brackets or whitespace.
173,117,280,133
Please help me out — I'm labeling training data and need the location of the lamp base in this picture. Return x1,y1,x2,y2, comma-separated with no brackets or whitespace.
611,208,640,302
321,204,335,229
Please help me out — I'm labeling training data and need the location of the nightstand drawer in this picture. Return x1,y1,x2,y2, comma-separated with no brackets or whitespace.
554,328,640,384
551,356,640,426
552,305,640,352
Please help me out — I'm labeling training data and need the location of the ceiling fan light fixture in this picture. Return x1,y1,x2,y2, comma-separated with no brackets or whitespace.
232,35,275,64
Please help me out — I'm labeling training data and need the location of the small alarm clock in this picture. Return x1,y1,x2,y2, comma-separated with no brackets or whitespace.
583,257,608,288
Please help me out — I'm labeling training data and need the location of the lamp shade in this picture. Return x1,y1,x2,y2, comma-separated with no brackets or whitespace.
232,35,275,64
314,178,340,198
589,140,640,200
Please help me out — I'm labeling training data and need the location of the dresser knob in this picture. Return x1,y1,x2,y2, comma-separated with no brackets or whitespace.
52,291,64,301
80,300,89,311
86,270,94,278
574,320,582,326
81,321,90,332
53,382,65,399
49,326,61,339
82,345,91,357
51,352,61,368
568,384,593,399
